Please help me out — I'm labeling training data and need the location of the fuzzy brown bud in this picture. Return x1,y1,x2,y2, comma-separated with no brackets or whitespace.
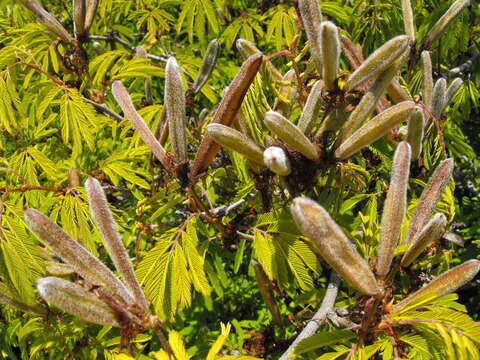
296,80,323,134
264,111,319,161
193,39,220,94
401,213,446,267
112,81,174,174
424,0,470,48
345,35,410,91
298,0,323,74
165,57,187,165
393,259,480,312
37,277,120,326
404,158,454,244
407,106,425,160
320,21,340,91
85,177,150,313
335,101,416,159
376,142,411,278
24,208,134,306
206,124,264,165
291,197,380,296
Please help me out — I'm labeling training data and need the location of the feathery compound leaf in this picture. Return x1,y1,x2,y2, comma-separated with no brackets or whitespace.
401,0,415,39
344,35,410,91
298,0,323,74
165,57,187,165
193,39,220,94
393,260,480,312
264,111,319,161
37,277,119,326
339,58,406,144
263,147,292,176
421,51,433,110
18,0,74,43
401,213,446,267
424,0,471,48
85,177,150,313
24,209,134,306
376,141,411,278
291,197,380,296
297,80,323,134
404,158,454,244
112,81,174,174
206,124,264,165
407,106,425,160
432,78,447,119
191,53,263,179
335,101,417,159
320,21,340,91
84,0,99,32
445,78,463,105
73,0,86,39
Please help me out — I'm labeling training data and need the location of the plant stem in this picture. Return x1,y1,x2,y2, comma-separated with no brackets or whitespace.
279,271,341,360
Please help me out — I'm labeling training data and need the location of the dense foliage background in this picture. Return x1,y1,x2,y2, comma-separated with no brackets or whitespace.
0,0,479,358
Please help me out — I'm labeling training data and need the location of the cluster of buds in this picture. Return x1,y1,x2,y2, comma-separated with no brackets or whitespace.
25,178,161,341
291,141,479,311
18,0,100,73
191,0,468,190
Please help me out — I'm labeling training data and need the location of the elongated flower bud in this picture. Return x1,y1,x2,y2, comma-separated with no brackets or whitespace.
165,57,187,165
73,0,86,39
291,197,380,296
263,147,292,176
85,177,150,313
376,142,411,278
424,0,470,48
335,101,416,159
407,106,425,160
135,45,153,105
401,0,415,39
18,0,74,44
193,39,220,94
264,111,319,161
431,78,447,119
401,213,446,267
393,259,480,312
320,21,340,91
421,51,433,110
24,209,134,306
339,61,404,143
37,277,120,326
298,0,323,74
206,124,264,165
445,77,463,105
112,81,174,174
191,53,263,179
135,46,153,105
297,80,323,134
236,39,282,82
252,260,282,326
274,70,298,118
405,158,454,244
84,0,99,32
345,35,410,91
